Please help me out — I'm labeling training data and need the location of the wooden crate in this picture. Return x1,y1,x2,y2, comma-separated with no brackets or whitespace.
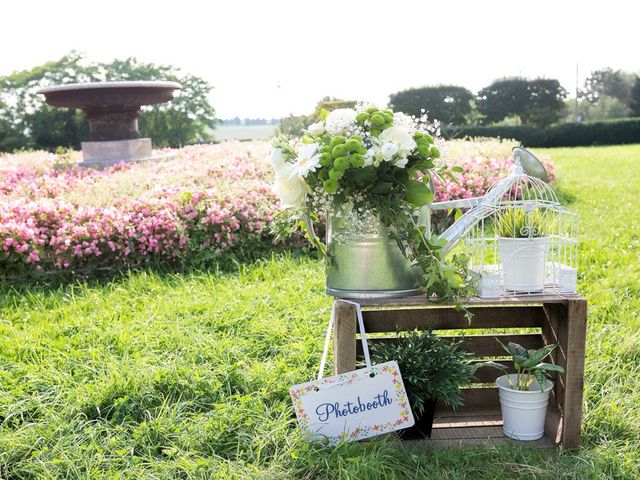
332,294,587,449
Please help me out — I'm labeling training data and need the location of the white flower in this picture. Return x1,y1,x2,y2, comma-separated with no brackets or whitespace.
378,126,417,154
270,148,289,177
273,171,310,209
395,157,409,168
364,147,376,166
325,108,357,135
380,142,399,160
393,112,417,134
290,143,321,178
307,122,324,136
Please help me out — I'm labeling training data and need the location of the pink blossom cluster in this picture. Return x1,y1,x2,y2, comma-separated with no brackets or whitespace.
434,141,555,202
0,139,554,279
0,141,277,278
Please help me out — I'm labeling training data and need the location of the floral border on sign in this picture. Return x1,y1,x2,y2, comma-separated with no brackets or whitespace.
290,361,412,442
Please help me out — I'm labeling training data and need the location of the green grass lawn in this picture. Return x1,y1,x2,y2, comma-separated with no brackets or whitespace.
1,144,639,479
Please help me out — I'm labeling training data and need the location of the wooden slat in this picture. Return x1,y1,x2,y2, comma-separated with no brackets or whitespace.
348,294,584,308
437,387,499,411
560,299,587,449
433,411,502,429
361,306,545,332
431,425,504,440
333,301,357,374
545,403,562,445
357,334,543,357
542,303,563,443
404,435,555,449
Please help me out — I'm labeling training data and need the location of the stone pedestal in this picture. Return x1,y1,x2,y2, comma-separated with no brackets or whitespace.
80,138,153,167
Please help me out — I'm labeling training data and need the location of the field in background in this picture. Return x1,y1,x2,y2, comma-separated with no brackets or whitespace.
213,124,278,140
0,144,639,478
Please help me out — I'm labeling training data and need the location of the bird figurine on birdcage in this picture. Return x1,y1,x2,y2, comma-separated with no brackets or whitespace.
433,147,578,298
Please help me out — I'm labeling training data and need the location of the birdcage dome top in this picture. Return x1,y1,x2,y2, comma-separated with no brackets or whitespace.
480,160,564,213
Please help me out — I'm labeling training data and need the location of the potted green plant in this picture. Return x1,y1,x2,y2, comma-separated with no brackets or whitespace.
370,330,476,439
496,207,550,292
485,341,565,441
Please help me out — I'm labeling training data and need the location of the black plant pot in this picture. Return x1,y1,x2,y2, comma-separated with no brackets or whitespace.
399,398,437,439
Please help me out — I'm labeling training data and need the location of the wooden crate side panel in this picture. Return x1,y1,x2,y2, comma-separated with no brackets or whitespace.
361,306,545,332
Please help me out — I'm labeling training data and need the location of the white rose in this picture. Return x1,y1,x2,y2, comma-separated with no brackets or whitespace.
378,126,417,153
273,172,310,209
270,148,289,176
307,122,325,136
395,157,409,168
364,147,376,166
325,108,357,135
380,142,399,161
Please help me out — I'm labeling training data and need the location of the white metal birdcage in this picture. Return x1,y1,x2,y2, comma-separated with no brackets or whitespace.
458,160,578,298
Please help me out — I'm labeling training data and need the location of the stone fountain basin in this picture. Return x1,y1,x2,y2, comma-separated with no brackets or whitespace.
37,81,181,109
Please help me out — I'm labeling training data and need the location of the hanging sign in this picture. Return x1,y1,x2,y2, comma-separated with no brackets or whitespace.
290,301,414,443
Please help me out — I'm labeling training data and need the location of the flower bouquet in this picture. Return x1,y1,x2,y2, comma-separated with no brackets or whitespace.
270,105,468,300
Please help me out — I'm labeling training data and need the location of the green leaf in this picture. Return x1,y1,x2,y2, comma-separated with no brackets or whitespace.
521,344,556,369
369,182,394,194
350,166,378,187
498,340,528,365
404,180,433,207
319,108,329,121
535,362,566,374
478,360,509,372
533,369,547,391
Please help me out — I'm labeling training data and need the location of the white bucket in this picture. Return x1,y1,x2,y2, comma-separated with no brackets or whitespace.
498,237,548,292
496,374,553,441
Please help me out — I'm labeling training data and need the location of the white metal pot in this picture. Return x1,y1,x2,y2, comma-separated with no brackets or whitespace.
498,237,548,292
496,374,553,441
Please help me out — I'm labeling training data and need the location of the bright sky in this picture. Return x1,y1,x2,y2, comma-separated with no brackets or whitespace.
1,0,638,119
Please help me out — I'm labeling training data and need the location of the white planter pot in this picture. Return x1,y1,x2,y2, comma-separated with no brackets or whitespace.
496,374,553,441
498,237,548,292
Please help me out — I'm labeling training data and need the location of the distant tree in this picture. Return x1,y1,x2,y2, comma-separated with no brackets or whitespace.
477,77,566,128
629,76,640,116
312,98,357,120
581,68,635,106
278,98,358,137
0,52,217,152
279,114,309,137
521,79,569,126
389,85,474,124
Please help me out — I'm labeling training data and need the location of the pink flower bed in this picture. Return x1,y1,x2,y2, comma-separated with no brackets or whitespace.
0,139,553,279
0,141,277,278
433,141,555,202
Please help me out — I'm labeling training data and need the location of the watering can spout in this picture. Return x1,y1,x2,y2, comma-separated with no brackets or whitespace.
433,147,548,256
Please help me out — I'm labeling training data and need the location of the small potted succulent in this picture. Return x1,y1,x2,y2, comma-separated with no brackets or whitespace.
371,330,476,439
485,341,565,441
496,207,550,292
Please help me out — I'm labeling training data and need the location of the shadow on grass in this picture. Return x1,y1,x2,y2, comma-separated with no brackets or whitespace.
0,245,316,303
554,185,577,205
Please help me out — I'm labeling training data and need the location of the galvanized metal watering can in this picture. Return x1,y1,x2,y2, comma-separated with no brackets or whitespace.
325,147,549,299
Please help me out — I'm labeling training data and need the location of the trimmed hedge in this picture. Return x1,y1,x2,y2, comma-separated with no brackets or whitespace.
443,118,640,147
